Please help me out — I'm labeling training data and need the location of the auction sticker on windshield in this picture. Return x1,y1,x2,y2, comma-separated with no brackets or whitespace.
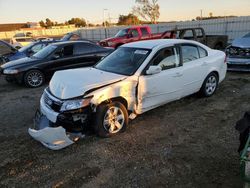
134,50,148,55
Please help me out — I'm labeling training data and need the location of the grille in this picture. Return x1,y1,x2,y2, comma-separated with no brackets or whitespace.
44,91,62,112
227,46,250,58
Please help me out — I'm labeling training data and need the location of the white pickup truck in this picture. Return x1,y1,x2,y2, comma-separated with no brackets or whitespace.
29,39,227,150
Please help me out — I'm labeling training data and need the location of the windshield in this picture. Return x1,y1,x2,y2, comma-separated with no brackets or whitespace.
243,32,250,38
115,29,129,37
19,42,35,52
33,45,57,59
95,47,151,76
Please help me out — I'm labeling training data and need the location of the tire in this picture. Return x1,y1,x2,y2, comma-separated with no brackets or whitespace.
199,72,218,97
94,101,128,138
24,70,45,88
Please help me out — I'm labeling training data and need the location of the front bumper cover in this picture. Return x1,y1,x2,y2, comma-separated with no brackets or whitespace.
28,96,87,150
227,57,250,72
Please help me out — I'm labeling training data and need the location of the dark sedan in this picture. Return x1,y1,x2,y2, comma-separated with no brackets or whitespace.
0,41,113,87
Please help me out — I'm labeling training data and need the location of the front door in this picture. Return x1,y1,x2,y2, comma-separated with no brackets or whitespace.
137,46,183,113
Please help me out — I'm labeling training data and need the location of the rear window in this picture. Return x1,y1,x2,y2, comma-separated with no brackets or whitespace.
198,47,208,58
182,45,199,63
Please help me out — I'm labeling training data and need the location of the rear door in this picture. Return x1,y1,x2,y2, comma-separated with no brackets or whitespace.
138,46,183,113
180,44,209,97
71,43,105,68
140,27,151,40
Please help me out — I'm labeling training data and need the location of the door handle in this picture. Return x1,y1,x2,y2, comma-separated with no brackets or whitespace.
202,62,208,66
173,72,183,77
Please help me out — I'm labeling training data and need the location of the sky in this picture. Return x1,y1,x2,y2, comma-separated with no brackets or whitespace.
0,0,249,24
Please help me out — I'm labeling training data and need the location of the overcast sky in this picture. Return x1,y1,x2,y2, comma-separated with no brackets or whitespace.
0,0,249,24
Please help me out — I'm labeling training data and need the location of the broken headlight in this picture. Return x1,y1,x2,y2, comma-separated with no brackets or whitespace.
60,96,93,112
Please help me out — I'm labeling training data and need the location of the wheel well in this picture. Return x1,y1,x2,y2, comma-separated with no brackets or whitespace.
99,96,128,109
211,71,219,80
214,42,223,49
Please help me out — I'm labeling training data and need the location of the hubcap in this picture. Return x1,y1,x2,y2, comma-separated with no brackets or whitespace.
205,75,217,95
27,71,43,87
103,106,125,134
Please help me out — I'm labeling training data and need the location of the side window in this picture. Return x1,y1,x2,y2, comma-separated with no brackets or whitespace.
130,29,139,37
69,34,80,41
31,43,46,53
62,45,73,57
198,46,208,58
151,47,180,70
181,45,199,63
180,30,194,39
141,28,149,36
74,43,98,55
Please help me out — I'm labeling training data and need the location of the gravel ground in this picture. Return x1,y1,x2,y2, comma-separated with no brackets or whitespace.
0,72,249,188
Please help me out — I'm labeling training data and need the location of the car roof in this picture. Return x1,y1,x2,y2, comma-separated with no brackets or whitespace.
122,39,201,49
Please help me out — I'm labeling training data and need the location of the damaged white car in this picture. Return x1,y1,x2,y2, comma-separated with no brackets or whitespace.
29,39,227,150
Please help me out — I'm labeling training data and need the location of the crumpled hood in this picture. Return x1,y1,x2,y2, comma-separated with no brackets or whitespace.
232,37,250,48
49,67,127,99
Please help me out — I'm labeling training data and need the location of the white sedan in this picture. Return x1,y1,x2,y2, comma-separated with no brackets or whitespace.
29,39,227,149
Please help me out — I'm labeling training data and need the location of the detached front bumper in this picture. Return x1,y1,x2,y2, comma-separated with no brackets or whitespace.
28,93,89,150
227,57,250,72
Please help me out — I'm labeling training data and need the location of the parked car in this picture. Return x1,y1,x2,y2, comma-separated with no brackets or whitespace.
165,27,228,50
226,32,250,71
0,41,113,87
61,33,97,44
28,39,227,150
99,25,175,48
99,26,228,50
0,40,17,64
10,32,35,49
1,40,56,63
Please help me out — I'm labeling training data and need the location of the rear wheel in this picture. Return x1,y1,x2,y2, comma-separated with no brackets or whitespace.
24,70,45,88
94,101,128,137
200,72,218,97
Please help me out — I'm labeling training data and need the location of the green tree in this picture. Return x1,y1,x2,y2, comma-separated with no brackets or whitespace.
39,20,46,27
45,18,54,27
68,18,86,27
132,0,160,24
117,14,140,25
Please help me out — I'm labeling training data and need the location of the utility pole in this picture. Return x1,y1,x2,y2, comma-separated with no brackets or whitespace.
103,9,108,38
200,9,203,20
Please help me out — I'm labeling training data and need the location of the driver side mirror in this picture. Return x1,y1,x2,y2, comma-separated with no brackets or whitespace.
146,65,162,75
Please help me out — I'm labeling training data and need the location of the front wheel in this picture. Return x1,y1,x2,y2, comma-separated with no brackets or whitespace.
24,70,45,88
200,72,218,97
94,102,128,137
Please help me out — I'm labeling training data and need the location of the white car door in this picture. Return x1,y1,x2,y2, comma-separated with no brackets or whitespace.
137,46,183,113
180,44,209,97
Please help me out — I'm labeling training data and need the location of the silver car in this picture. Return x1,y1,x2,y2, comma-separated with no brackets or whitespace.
226,33,250,71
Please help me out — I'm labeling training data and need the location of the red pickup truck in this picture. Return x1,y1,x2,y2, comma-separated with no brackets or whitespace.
99,26,174,48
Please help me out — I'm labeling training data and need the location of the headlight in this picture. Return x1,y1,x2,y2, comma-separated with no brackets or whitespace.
60,96,93,112
3,69,19,74
107,41,114,46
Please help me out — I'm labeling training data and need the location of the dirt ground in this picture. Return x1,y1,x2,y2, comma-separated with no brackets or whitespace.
0,72,249,188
